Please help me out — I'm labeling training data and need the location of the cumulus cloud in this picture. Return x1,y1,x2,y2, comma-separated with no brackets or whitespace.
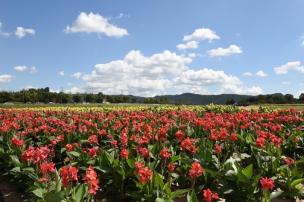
274,61,304,74
256,70,268,77
176,41,198,50
183,28,220,42
65,12,128,37
59,71,65,76
15,27,35,39
71,72,83,79
243,72,253,76
207,45,242,57
71,50,262,96
14,66,37,73
0,74,13,83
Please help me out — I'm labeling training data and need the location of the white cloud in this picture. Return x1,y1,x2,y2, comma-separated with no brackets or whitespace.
14,66,28,72
59,71,65,76
274,61,304,74
65,12,128,37
207,45,242,57
15,27,35,39
256,70,268,77
187,53,197,58
183,28,220,42
29,66,37,73
243,72,253,76
176,41,198,50
0,74,13,83
14,65,37,73
71,72,83,79
72,50,261,96
0,21,10,37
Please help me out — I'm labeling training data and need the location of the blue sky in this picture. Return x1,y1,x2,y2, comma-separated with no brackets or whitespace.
0,0,304,96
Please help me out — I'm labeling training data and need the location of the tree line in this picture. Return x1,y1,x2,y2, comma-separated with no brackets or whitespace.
227,93,304,105
0,87,169,104
0,88,303,105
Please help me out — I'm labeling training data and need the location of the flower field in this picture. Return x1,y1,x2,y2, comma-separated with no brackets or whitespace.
0,105,303,202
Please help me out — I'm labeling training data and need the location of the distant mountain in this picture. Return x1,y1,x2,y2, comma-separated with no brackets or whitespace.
154,93,253,105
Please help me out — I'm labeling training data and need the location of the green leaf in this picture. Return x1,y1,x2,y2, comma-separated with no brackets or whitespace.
171,189,191,199
10,155,21,166
126,158,135,168
60,147,66,153
241,164,253,179
103,150,114,164
187,191,198,202
69,151,80,157
154,172,164,188
73,184,86,202
23,167,35,173
164,182,171,195
32,188,46,199
45,191,65,202
10,167,20,173
291,178,304,187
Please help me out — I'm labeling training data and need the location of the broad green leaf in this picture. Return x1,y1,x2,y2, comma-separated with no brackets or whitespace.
171,189,191,199
69,151,80,157
10,167,20,173
291,178,304,187
73,184,86,202
241,164,253,179
10,155,21,166
45,191,65,202
32,188,46,199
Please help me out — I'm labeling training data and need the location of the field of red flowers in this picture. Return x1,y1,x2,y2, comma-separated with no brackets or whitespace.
0,107,303,202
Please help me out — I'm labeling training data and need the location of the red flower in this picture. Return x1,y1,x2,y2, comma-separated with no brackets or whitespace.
11,137,24,147
214,144,222,154
256,137,265,148
40,162,55,175
88,147,97,157
110,140,118,149
84,166,99,195
134,161,152,184
283,157,295,166
65,144,73,152
60,165,78,187
230,133,238,141
159,147,171,159
260,177,274,191
135,161,145,173
137,167,153,184
21,146,35,162
181,137,198,154
189,161,204,179
119,148,129,159
137,147,150,158
175,130,184,142
202,188,219,202
21,146,50,164
88,135,98,145
168,162,175,173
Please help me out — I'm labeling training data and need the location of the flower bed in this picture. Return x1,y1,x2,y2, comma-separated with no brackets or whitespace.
0,107,303,201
